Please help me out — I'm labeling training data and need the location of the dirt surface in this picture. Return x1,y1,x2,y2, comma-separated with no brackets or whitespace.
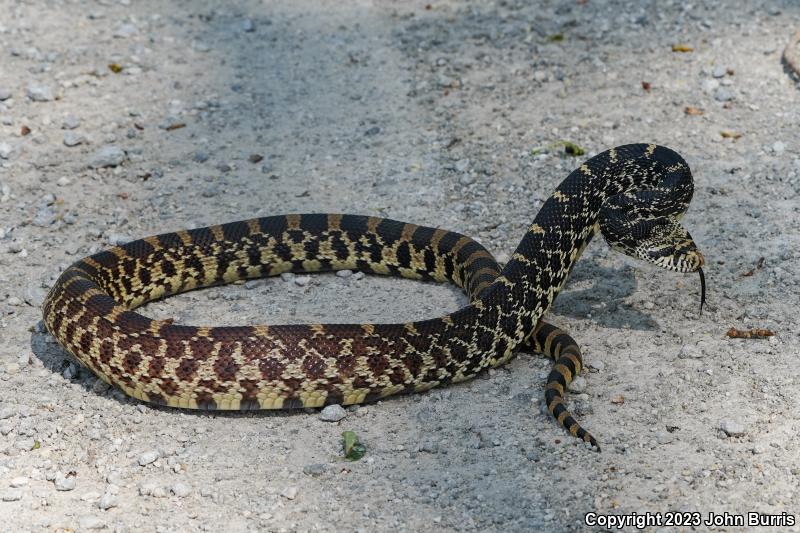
1,1,799,531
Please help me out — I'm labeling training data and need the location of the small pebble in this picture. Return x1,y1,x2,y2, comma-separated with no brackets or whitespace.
57,176,72,186
89,145,125,168
714,87,734,102
302,464,326,477
98,492,117,510
0,142,12,159
772,141,786,154
106,234,133,246
25,285,46,307
678,344,702,359
244,279,266,289
568,375,587,393
280,486,298,500
139,482,167,498
1,490,22,502
712,65,727,78
280,272,295,282
655,431,675,445
171,482,192,498
248,153,263,163
54,473,76,491
62,115,80,129
241,18,256,32
0,408,14,420
720,419,746,437
32,205,56,227
193,150,209,163
335,269,353,278
27,85,53,102
10,476,28,488
63,131,86,147
319,404,347,422
137,450,160,466
0,88,11,101
364,126,381,136
6,296,22,306
294,276,311,287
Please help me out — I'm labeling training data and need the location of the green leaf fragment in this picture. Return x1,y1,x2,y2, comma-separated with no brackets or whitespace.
547,33,564,42
342,431,366,461
530,140,586,157
561,141,585,156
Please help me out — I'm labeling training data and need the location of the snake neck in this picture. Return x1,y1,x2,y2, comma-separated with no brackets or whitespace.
476,144,691,348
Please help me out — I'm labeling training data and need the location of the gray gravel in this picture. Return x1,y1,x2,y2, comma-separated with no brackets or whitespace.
1,1,799,532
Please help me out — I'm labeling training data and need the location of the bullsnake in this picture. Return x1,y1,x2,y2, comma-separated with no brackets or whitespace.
43,144,705,450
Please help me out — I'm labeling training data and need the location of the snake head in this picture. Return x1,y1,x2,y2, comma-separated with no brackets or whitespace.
604,215,704,273
600,205,706,312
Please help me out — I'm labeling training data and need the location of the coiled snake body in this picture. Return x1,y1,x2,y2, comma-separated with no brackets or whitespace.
43,144,704,450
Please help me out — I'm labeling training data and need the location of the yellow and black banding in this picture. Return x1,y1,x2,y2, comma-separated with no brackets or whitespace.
532,322,599,450
43,144,704,451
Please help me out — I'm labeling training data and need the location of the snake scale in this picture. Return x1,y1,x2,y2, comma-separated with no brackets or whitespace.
43,144,705,451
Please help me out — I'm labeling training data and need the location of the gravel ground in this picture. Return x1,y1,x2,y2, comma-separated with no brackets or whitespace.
1,1,799,531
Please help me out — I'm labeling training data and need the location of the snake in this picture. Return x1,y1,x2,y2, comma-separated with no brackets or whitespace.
43,144,705,451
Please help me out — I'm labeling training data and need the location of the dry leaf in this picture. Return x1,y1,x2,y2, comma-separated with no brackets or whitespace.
21,125,31,136
726,328,775,339
672,44,694,53
611,395,625,405
165,122,186,131
108,63,123,73
720,130,742,139
641,81,652,91
684,106,704,116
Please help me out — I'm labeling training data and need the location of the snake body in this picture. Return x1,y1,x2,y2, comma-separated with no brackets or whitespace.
43,144,704,450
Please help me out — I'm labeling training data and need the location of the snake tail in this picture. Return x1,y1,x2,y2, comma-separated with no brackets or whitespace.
532,321,599,451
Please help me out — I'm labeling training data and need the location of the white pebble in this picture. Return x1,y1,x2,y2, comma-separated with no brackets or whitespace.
719,419,746,437
1,490,22,502
678,344,703,359
280,486,298,500
137,450,160,466
26,85,53,102
335,269,353,278
280,272,295,282
568,375,587,393
89,145,126,168
319,404,347,422
171,482,192,498
54,473,76,491
772,141,786,154
9,476,28,488
98,492,117,510
294,276,311,287
63,131,86,147
57,176,71,186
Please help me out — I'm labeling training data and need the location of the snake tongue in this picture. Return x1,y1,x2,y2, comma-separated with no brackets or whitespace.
698,267,706,316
